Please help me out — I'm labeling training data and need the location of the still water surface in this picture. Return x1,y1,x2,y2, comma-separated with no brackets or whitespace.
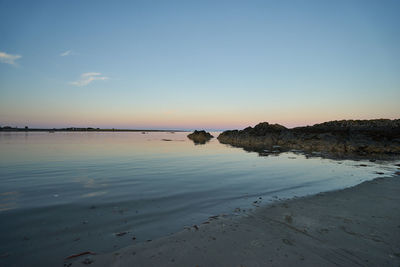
0,132,397,266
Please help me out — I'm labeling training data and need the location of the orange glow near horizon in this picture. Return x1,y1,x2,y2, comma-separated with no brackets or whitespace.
2,107,399,130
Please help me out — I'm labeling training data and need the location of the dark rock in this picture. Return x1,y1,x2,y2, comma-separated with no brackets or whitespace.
0,253,10,258
187,130,214,145
251,122,287,135
115,231,129,237
82,258,94,265
217,119,400,158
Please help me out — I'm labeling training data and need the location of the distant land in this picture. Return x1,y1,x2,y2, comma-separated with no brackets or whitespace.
0,126,187,132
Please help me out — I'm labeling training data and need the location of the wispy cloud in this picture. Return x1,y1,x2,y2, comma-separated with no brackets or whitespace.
0,51,21,66
70,72,109,86
60,50,73,56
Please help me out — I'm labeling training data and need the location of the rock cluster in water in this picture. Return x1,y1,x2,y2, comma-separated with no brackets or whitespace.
187,130,214,144
217,119,400,157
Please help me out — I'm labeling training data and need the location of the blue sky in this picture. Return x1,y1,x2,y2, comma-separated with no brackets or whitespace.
0,0,399,129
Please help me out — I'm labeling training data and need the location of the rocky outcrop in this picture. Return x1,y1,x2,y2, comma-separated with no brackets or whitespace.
187,130,214,144
218,120,400,158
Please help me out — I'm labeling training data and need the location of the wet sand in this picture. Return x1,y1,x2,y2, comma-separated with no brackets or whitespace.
72,174,400,267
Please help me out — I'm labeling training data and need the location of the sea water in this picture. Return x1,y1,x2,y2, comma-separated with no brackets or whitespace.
0,131,398,266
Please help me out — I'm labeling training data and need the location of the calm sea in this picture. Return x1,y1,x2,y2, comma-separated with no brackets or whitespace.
0,131,398,266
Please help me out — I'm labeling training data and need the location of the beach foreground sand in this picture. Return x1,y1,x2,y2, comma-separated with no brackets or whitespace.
73,174,400,267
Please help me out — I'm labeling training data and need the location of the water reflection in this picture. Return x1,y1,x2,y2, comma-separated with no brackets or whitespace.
189,138,211,145
81,191,107,198
0,191,19,211
220,140,398,162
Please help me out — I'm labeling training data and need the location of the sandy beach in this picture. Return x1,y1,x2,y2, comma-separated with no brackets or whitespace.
71,173,400,267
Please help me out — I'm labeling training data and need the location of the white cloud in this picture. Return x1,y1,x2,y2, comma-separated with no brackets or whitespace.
70,72,109,86
82,72,101,77
0,51,22,66
60,50,73,56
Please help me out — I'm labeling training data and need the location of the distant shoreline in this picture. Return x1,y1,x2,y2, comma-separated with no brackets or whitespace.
0,127,187,133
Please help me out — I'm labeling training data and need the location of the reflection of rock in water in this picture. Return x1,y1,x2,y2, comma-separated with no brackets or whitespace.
218,119,400,159
187,130,214,145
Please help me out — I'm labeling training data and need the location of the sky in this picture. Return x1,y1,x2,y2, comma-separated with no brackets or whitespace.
0,0,399,130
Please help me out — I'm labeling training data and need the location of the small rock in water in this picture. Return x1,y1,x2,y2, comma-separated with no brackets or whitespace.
187,130,214,145
284,215,293,224
115,231,129,237
282,238,294,246
0,253,10,258
82,258,94,265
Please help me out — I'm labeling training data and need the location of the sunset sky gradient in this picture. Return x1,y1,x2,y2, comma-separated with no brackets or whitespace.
1,0,399,130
